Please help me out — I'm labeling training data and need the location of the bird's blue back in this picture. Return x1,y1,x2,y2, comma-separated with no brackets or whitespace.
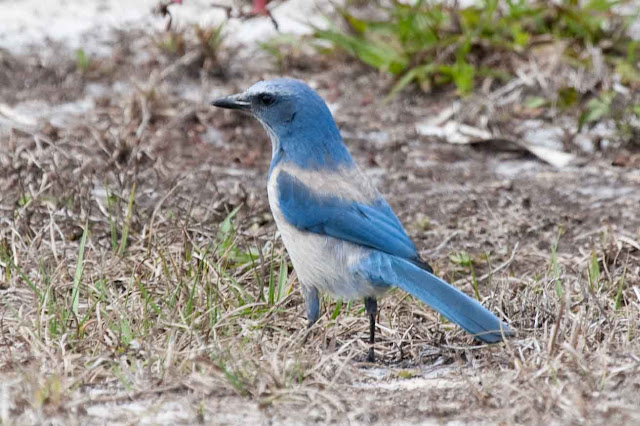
254,79,424,267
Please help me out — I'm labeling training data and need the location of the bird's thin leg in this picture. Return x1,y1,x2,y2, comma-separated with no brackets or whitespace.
305,286,320,327
364,297,377,362
302,286,320,344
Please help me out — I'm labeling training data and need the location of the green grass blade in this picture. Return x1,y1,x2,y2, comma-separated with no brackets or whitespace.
551,230,563,298
136,279,162,315
267,242,276,305
588,251,601,291
331,299,343,320
276,255,288,302
614,264,627,310
71,223,89,316
387,64,435,99
118,182,136,255
11,261,42,302
106,186,118,252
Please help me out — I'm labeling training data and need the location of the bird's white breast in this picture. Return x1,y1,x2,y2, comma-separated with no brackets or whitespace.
267,164,386,301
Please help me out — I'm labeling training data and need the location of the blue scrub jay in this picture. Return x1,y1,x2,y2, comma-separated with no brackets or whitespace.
212,78,512,361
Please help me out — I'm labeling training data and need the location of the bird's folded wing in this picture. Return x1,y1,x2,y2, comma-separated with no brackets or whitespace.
276,170,422,263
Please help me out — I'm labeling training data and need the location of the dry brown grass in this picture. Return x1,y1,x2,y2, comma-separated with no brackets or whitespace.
1,29,640,425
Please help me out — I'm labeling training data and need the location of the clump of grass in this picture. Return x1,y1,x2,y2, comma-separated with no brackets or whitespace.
259,34,311,73
156,30,186,56
194,24,225,70
155,24,227,74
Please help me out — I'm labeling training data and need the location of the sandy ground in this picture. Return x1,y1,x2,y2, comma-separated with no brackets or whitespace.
0,0,330,54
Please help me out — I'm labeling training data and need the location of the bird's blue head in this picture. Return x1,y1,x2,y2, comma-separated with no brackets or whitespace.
212,78,354,173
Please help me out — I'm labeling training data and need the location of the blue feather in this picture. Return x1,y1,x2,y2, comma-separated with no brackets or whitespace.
276,170,424,265
359,251,512,343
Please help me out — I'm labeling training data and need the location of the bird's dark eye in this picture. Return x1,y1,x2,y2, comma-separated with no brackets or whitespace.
258,93,276,106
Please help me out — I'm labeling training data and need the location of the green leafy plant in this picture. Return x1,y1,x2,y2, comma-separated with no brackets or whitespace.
579,92,615,128
578,91,640,145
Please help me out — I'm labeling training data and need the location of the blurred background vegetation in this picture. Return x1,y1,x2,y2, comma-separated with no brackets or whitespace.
256,0,640,149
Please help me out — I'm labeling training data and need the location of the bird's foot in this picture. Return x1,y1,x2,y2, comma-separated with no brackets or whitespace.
366,347,375,363
301,326,313,345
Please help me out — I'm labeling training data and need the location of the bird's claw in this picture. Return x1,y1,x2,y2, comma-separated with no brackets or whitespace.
366,347,375,363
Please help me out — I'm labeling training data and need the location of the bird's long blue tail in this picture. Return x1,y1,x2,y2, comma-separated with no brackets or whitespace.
359,252,512,343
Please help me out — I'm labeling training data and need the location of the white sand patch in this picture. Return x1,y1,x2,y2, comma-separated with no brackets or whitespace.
0,0,336,54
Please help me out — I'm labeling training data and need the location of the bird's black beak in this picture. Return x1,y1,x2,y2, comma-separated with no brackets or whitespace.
210,93,251,111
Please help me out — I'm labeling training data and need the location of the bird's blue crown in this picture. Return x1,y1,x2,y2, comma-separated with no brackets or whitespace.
245,78,355,173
